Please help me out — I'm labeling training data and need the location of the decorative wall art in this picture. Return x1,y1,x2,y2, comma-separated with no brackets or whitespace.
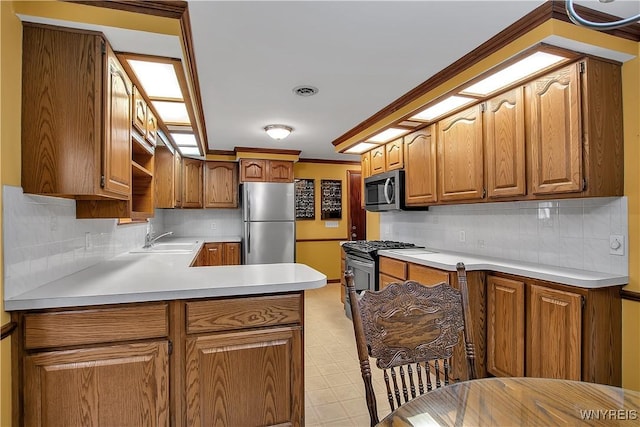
295,179,315,219
321,179,342,220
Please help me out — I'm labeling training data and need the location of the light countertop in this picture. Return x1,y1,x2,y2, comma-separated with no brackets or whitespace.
377,248,628,289
5,237,326,311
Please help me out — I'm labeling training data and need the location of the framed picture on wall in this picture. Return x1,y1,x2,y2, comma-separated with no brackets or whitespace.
321,179,342,220
295,179,315,219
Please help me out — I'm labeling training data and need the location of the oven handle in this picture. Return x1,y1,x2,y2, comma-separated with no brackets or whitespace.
347,257,375,269
383,178,393,204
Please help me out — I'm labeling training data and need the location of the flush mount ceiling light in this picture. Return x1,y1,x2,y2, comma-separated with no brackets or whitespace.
264,124,293,140
566,0,640,30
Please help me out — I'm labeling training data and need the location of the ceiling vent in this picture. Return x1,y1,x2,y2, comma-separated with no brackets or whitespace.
293,85,319,97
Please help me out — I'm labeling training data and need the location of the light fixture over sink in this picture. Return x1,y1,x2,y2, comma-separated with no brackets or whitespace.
264,124,293,140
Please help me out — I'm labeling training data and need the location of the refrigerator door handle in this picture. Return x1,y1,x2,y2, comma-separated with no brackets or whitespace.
247,188,251,221
246,223,251,253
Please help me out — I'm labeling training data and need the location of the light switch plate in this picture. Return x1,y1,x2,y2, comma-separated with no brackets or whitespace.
609,235,624,256
325,221,339,228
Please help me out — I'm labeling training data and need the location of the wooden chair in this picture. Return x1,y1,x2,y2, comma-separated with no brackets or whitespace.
345,262,477,426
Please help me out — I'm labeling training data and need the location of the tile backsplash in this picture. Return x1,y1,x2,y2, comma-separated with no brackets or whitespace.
380,197,628,275
2,185,245,300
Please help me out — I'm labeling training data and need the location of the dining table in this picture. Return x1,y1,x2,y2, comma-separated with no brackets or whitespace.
376,377,640,426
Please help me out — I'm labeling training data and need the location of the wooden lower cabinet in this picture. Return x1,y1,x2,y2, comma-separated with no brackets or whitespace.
527,283,582,381
25,342,169,427
185,327,303,427
487,275,525,377
13,293,305,426
192,242,242,267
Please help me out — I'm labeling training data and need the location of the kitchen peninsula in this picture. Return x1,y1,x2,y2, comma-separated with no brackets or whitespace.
7,238,326,426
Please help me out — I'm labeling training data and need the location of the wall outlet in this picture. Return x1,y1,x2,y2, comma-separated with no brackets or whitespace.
325,221,339,228
210,222,217,231
85,232,92,250
49,216,58,232
609,234,624,256
459,230,466,242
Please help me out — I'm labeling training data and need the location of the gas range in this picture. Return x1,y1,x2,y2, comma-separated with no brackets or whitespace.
342,240,418,260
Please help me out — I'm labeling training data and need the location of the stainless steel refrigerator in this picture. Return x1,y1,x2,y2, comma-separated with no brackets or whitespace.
242,182,295,264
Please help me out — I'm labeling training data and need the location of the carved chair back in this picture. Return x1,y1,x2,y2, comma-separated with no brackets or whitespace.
345,262,476,426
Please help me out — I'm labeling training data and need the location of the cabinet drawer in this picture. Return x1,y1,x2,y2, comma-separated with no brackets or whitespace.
186,293,302,334
408,263,450,285
24,303,168,350
379,257,407,280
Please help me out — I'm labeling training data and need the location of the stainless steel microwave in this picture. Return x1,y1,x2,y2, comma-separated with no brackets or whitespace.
364,169,404,212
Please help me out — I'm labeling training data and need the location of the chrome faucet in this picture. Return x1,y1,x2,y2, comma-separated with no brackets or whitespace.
144,231,174,248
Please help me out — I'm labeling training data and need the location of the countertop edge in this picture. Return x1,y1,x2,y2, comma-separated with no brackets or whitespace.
377,250,628,289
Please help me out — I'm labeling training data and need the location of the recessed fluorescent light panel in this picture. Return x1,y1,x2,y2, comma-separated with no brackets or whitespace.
177,146,201,156
170,133,197,147
345,142,379,154
152,101,190,125
366,128,409,143
461,52,567,96
127,60,183,99
410,96,474,122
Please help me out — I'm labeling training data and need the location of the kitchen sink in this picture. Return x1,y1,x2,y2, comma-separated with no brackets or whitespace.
130,242,199,254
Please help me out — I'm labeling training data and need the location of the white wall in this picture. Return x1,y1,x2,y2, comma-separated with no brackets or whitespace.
160,208,242,238
380,197,628,275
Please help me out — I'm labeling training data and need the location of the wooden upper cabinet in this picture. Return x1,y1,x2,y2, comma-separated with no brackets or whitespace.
268,160,294,183
145,110,158,146
174,151,183,207
21,24,131,202
204,161,238,208
103,46,133,198
240,159,267,182
527,284,582,381
485,87,526,199
370,146,386,175
240,159,294,183
24,342,169,426
385,138,404,171
132,86,147,135
437,104,484,202
487,275,525,378
154,146,177,209
182,158,203,208
360,151,371,208
528,63,582,195
404,126,437,206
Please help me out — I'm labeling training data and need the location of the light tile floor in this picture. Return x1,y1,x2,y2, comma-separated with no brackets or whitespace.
304,282,391,426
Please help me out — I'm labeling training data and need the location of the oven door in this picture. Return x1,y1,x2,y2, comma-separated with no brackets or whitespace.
344,254,375,319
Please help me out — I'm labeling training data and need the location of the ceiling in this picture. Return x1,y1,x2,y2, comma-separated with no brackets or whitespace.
18,0,640,161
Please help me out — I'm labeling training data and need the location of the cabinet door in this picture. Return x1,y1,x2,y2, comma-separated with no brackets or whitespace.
132,85,147,135
103,46,132,198
528,63,582,195
487,275,525,377
204,161,238,208
154,146,175,209
204,242,224,266
485,87,526,198
223,242,241,265
240,159,267,182
182,158,203,208
146,111,158,146
268,160,294,183
437,105,484,201
360,152,371,208
185,327,303,427
370,146,386,175
24,341,169,427
404,126,437,205
174,151,183,207
385,138,404,171
527,284,582,380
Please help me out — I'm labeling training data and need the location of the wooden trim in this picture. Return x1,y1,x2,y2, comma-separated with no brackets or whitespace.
296,238,348,243
207,149,236,156
621,289,640,302
327,279,341,284
1,322,17,341
331,0,640,148
298,158,360,165
65,1,188,19
235,146,302,156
